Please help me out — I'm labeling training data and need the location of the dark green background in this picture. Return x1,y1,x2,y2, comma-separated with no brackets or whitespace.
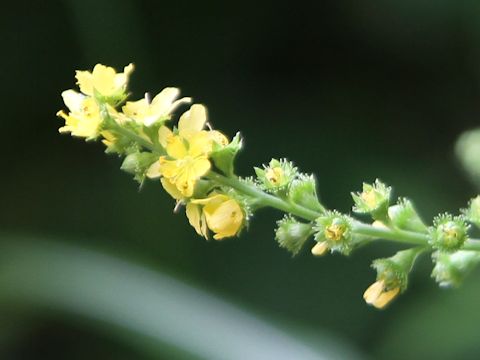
2,1,480,359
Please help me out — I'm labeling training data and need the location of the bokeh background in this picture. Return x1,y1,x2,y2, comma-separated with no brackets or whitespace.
2,1,480,359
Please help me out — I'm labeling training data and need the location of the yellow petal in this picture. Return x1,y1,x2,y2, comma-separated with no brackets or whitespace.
186,203,208,238
178,104,207,139
61,90,85,112
158,157,180,178
210,130,229,146
203,198,243,240
174,174,196,198
166,135,188,159
188,131,213,157
373,287,400,309
122,98,150,123
146,160,162,179
158,126,174,149
161,178,184,200
192,194,229,206
363,280,384,305
188,156,211,179
75,70,94,96
311,242,328,256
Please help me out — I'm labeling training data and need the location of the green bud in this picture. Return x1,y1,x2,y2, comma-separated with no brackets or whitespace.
432,250,480,288
288,174,324,212
255,158,297,192
388,198,428,233
121,151,159,183
210,132,243,176
429,214,469,252
314,211,353,255
462,196,480,229
352,179,391,221
373,247,424,292
275,216,313,256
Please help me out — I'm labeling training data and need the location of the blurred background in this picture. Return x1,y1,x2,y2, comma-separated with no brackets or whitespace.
2,0,480,359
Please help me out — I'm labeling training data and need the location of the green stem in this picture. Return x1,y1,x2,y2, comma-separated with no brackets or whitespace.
102,114,480,253
463,239,480,251
351,222,429,246
100,104,165,155
206,172,321,221
112,123,164,155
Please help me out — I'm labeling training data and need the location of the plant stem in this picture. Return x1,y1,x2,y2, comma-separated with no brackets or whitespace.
206,172,321,221
109,118,480,252
112,123,164,155
351,222,428,246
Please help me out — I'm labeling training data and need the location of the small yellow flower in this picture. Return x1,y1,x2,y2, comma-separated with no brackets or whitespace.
363,280,400,309
147,104,229,197
75,63,134,98
122,88,191,126
57,90,102,138
265,166,284,186
324,223,346,242
191,194,244,240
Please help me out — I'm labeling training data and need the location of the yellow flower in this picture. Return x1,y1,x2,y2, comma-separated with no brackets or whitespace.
122,88,191,126
57,90,102,138
363,280,400,309
75,63,134,98
191,194,244,240
146,104,230,196
158,131,213,197
265,166,284,186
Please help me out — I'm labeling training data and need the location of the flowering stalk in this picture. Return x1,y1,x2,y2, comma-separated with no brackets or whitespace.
58,63,480,309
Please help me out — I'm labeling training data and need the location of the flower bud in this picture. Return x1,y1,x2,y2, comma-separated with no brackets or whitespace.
121,152,159,183
255,158,297,192
210,133,242,176
388,198,428,233
429,214,469,252
288,174,324,212
352,179,391,221
314,211,353,255
275,216,313,256
463,196,480,229
364,247,423,309
311,241,328,256
432,250,480,288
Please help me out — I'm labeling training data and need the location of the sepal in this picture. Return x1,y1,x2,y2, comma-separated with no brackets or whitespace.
210,132,242,176
275,216,313,256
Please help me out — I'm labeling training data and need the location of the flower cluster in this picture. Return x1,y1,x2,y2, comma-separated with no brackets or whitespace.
59,63,480,310
58,64,244,240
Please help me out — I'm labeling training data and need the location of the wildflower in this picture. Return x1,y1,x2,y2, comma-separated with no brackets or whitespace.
191,194,244,240
364,247,423,309
148,104,229,197
57,90,102,138
314,211,353,255
122,88,191,126
429,214,469,252
352,179,391,220
75,63,134,100
255,159,297,192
